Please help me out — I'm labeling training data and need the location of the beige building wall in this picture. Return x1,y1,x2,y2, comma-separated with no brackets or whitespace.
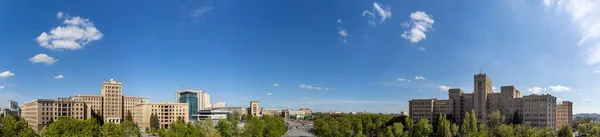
523,94,557,130
299,108,312,114
261,109,281,116
409,99,435,122
102,79,123,123
71,94,103,115
556,101,573,129
22,99,90,132
473,74,492,123
134,102,189,130
250,101,259,117
124,96,148,115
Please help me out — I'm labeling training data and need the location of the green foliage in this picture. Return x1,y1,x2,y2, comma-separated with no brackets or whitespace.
1,115,38,137
391,122,404,137
144,127,150,134
451,123,459,137
121,120,141,137
462,110,478,136
159,119,203,137
436,114,451,137
150,113,160,130
216,120,233,137
496,124,514,137
40,117,101,137
125,110,133,122
557,124,573,137
413,118,432,137
244,116,266,137
101,122,122,137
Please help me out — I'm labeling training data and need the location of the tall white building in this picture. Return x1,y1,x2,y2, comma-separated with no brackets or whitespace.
200,92,211,109
212,102,226,108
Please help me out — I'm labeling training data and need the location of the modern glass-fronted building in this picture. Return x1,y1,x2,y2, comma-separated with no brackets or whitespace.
176,90,211,121
177,91,198,120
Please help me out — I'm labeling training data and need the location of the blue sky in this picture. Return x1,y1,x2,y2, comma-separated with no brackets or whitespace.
1,0,600,114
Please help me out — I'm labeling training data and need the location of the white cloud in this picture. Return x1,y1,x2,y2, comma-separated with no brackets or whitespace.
362,2,392,25
337,19,342,23
299,84,327,91
299,84,314,89
414,76,426,80
557,97,563,102
57,11,64,18
54,74,64,79
29,54,58,65
595,69,600,73
266,92,272,96
527,87,547,94
401,11,435,43
397,78,408,81
0,71,15,78
583,97,593,102
272,83,279,87
543,0,600,65
548,85,570,92
190,7,214,17
418,47,426,51
339,30,348,37
0,86,4,89
438,86,451,92
36,12,102,50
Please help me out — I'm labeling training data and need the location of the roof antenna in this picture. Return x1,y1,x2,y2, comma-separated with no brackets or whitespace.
479,69,482,74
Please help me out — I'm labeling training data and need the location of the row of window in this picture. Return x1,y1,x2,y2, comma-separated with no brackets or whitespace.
103,86,121,90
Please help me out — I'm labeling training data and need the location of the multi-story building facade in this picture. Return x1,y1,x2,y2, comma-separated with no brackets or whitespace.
102,79,124,123
211,107,248,115
133,102,189,129
176,90,212,120
22,99,91,132
261,108,281,116
8,100,19,110
21,79,148,131
409,73,570,130
523,94,557,129
212,102,226,108
250,101,259,117
556,101,573,128
299,108,313,114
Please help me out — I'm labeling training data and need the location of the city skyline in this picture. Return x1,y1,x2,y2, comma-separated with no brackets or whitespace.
1,0,600,114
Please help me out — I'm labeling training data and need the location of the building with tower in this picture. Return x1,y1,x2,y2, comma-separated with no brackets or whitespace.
409,73,571,130
176,89,212,120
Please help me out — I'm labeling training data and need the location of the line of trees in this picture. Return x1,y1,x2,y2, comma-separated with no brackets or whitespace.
313,110,579,137
156,113,287,137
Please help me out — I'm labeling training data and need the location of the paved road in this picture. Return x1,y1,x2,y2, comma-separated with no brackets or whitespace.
283,119,315,137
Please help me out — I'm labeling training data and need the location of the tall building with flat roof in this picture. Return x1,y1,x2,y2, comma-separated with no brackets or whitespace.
8,100,19,110
176,90,212,120
102,79,123,123
556,101,573,128
474,73,492,123
21,78,147,131
523,94,557,129
408,73,569,130
250,101,259,117
133,102,189,129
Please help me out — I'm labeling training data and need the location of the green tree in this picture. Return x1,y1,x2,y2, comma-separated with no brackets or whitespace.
1,115,38,137
120,120,140,137
450,123,459,137
511,110,522,124
144,127,150,134
496,124,514,137
557,124,573,137
101,122,123,137
244,117,266,137
413,118,432,137
149,113,160,131
461,110,478,136
436,114,451,137
193,119,221,137
487,110,505,128
40,117,101,137
125,110,133,122
391,122,404,137
263,116,287,137
216,120,233,137
404,116,414,137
